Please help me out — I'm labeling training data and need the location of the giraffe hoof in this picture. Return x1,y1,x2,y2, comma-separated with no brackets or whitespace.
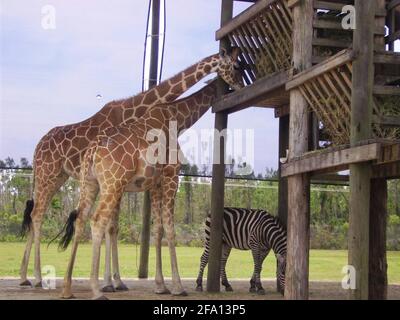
61,294,76,299
195,286,203,292
101,285,115,293
115,283,129,291
225,286,233,292
19,280,32,287
172,290,188,297
257,288,266,295
155,288,171,295
249,287,257,293
34,281,43,288
93,295,109,300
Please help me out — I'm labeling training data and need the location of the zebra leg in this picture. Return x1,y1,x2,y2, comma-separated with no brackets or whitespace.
220,244,233,292
251,248,270,295
195,248,209,292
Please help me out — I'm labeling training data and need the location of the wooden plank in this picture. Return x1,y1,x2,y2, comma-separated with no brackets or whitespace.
275,104,290,118
386,30,400,43
212,70,289,112
372,161,400,179
373,115,400,127
312,37,351,48
374,85,400,95
281,143,381,177
378,143,400,164
388,0,400,11
374,51,400,64
216,0,276,40
286,49,355,90
313,19,386,35
314,0,386,16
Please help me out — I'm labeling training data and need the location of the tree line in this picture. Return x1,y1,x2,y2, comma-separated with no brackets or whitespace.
0,157,399,250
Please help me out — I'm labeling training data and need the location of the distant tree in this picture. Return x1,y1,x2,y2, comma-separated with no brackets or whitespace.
4,157,16,168
20,158,31,168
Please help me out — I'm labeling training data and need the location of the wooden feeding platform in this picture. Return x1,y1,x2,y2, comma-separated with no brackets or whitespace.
207,0,400,300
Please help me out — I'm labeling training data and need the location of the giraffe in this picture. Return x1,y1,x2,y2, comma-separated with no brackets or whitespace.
58,71,244,299
19,48,242,289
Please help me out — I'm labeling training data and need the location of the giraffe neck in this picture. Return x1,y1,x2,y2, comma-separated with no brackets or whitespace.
175,81,218,132
142,53,220,106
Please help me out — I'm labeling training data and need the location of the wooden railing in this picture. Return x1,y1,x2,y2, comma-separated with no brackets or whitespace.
216,0,293,85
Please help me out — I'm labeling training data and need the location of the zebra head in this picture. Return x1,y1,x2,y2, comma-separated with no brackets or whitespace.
276,253,286,295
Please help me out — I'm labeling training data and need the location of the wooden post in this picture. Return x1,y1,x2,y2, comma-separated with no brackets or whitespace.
207,0,233,293
285,0,313,300
278,114,289,228
368,0,388,300
369,178,388,300
138,0,161,279
277,114,289,292
348,0,375,300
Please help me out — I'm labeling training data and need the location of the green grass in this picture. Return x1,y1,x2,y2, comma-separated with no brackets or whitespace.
0,243,399,283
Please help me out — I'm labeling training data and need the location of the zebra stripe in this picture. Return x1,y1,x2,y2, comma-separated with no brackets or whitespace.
196,207,287,295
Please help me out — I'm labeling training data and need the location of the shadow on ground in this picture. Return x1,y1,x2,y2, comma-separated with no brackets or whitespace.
1,279,399,300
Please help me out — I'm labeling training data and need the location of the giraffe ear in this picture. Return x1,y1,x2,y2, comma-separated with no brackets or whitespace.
220,47,227,57
231,47,241,60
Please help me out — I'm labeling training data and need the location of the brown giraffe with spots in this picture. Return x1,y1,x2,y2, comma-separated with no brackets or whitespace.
59,64,243,299
19,49,242,289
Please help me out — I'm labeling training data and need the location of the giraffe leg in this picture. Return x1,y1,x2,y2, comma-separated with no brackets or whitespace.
102,201,128,292
90,192,122,300
102,229,115,292
151,187,170,294
61,179,99,299
20,175,68,287
161,167,186,296
220,244,233,292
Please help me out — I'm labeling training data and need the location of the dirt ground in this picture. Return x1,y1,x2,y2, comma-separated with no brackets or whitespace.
0,278,399,300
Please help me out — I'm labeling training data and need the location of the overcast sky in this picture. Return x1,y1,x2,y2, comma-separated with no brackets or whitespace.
0,0,280,174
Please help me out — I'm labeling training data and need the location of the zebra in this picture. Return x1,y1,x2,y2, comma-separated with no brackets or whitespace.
195,207,287,295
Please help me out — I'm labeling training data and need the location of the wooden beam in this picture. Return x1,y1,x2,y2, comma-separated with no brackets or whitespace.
314,1,386,16
207,0,233,294
388,0,400,11
348,0,375,301
372,161,400,179
313,19,385,35
374,51,400,64
369,179,388,300
212,70,289,113
277,114,289,292
373,85,400,95
286,49,355,90
312,37,352,48
281,143,381,177
379,143,400,164
215,0,274,40
285,0,313,301
275,104,290,118
373,115,400,127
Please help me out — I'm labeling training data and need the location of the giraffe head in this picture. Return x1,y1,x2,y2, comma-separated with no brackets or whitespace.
217,47,244,91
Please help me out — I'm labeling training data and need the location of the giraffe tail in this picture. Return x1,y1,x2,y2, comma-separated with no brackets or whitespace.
47,209,79,251
20,200,34,237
